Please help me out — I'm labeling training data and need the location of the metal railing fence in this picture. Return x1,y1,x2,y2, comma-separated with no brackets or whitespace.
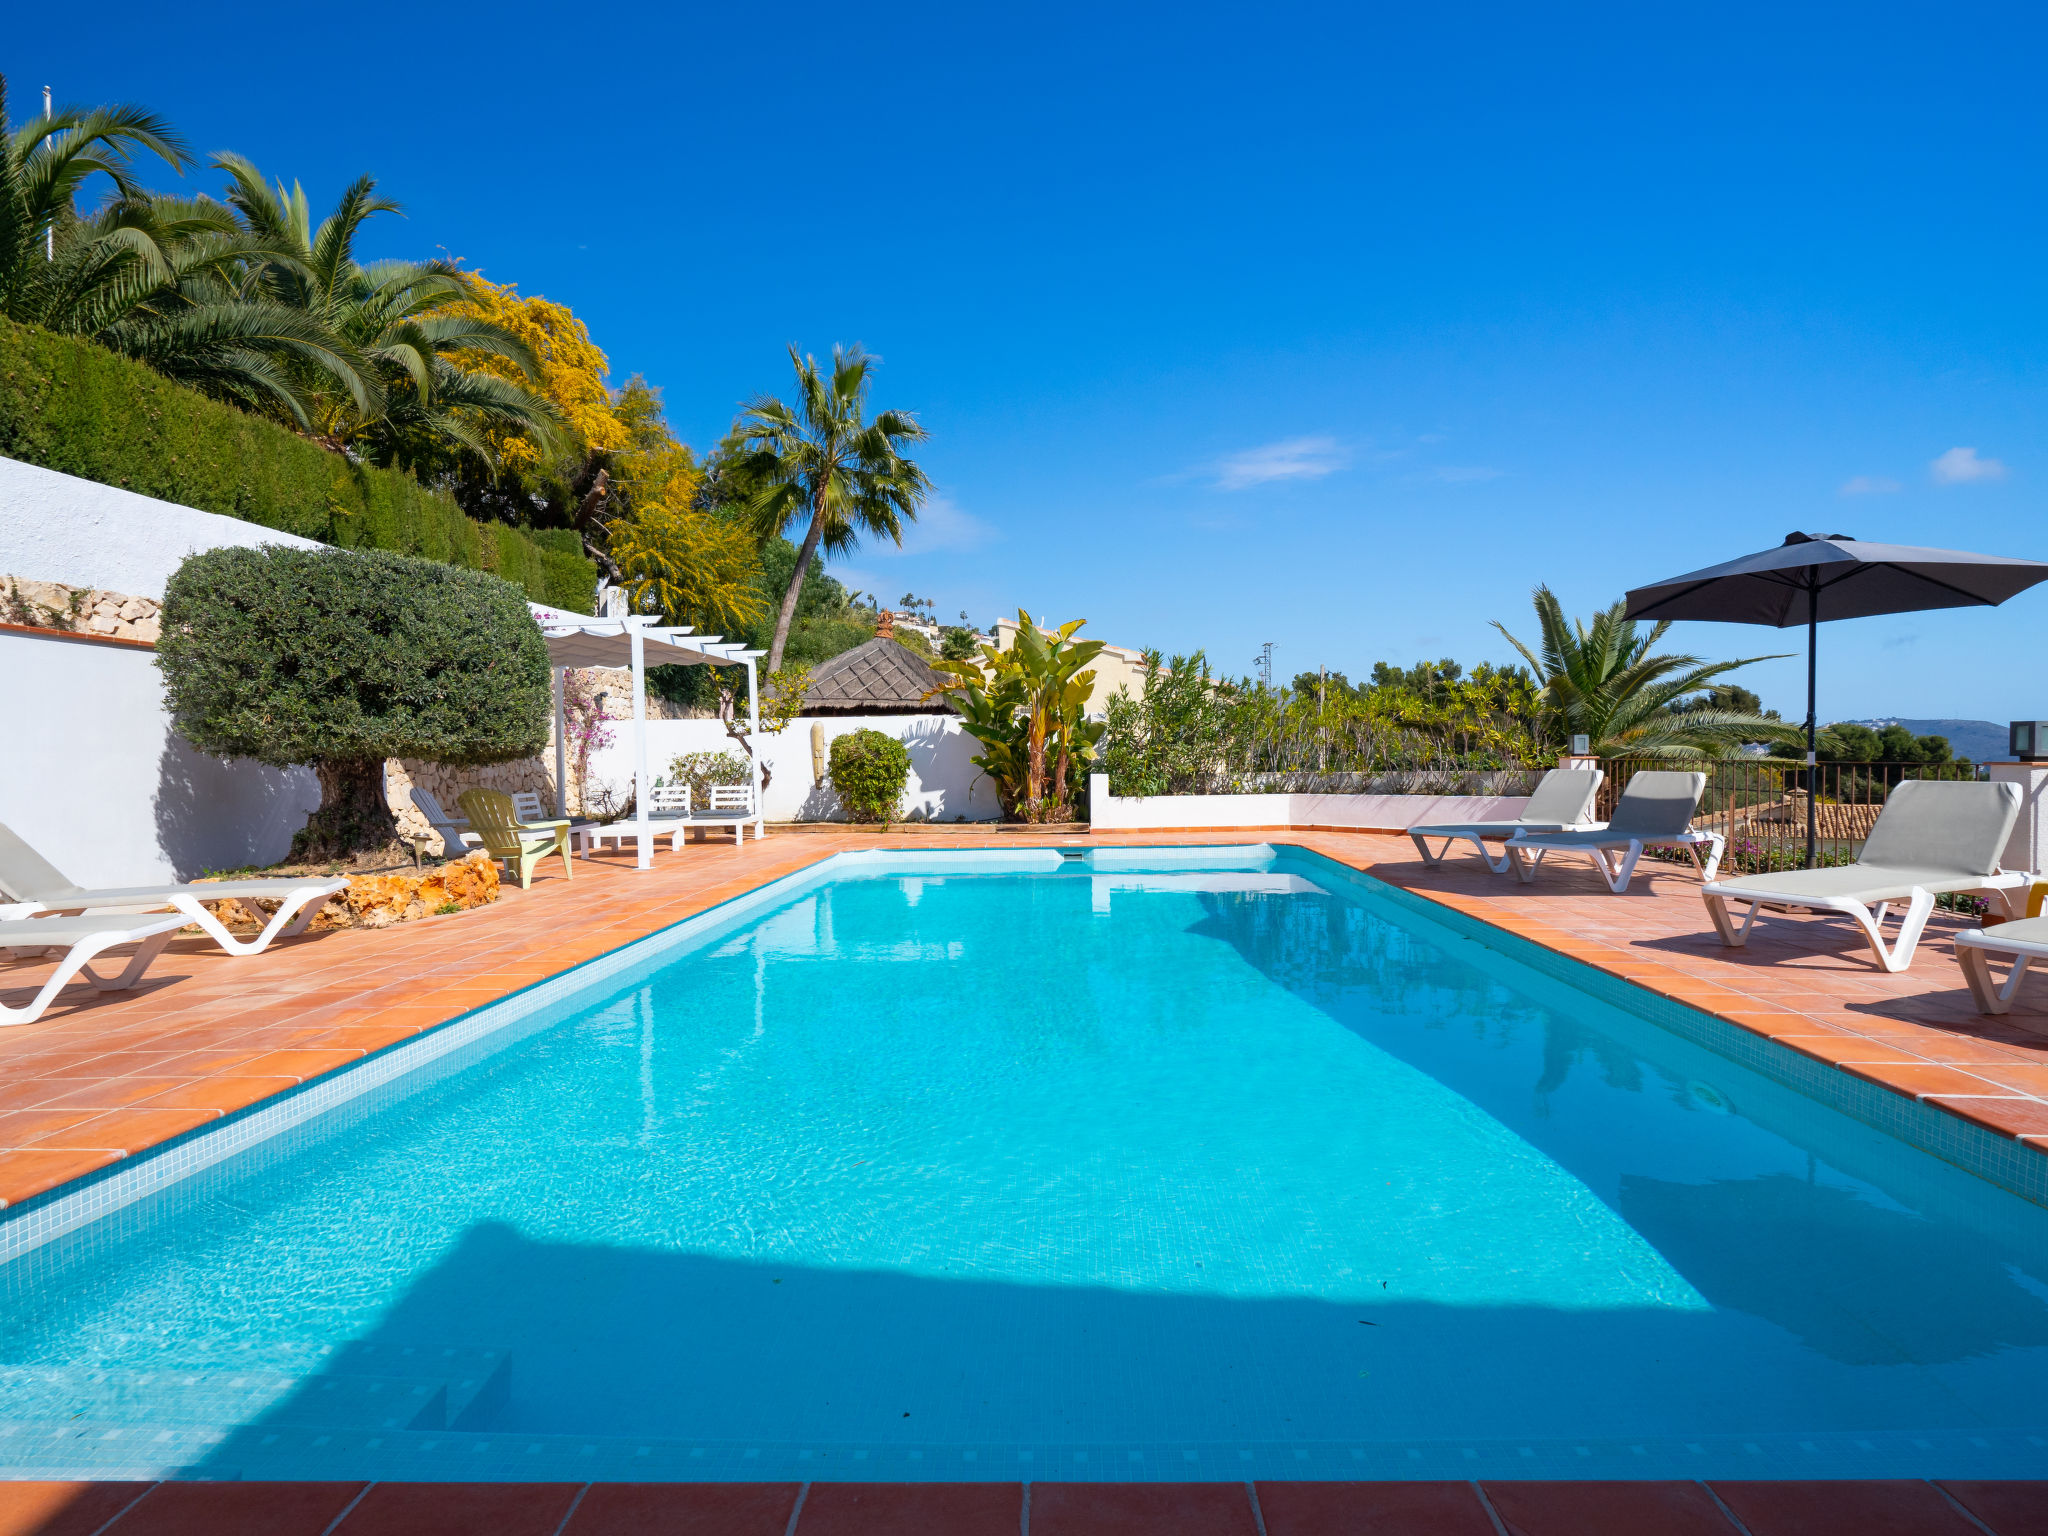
1596,757,1983,877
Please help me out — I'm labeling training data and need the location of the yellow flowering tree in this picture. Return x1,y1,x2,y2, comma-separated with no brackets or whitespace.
609,498,769,637
444,273,629,469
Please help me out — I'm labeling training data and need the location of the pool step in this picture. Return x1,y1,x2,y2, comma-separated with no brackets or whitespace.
0,1347,510,1435
326,1344,510,1428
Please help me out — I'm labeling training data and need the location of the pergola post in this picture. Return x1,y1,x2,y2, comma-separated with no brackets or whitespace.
552,665,568,819
530,603,760,867
630,619,651,871
746,656,763,838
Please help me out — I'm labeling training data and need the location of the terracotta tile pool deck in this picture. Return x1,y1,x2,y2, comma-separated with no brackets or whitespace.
4,829,2047,1527
4,1475,2048,1535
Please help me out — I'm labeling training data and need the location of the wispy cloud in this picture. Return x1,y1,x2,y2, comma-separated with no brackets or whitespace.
870,495,997,556
1839,474,1902,496
1930,446,2007,485
1211,435,1349,491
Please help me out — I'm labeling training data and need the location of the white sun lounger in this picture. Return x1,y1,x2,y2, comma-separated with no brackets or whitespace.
1700,779,2027,973
0,911,193,1025
1504,770,1722,893
687,785,757,846
1955,885,2048,1016
0,823,345,957
576,785,694,858
1408,767,1604,874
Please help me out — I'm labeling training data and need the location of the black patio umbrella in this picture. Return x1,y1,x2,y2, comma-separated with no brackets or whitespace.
1624,532,2048,865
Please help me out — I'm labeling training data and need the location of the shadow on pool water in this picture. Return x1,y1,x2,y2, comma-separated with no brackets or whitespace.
177,1203,2048,1480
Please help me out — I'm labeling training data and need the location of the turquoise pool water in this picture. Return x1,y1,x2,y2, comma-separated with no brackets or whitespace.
4,846,2048,1482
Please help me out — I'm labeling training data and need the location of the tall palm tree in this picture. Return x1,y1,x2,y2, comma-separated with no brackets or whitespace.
722,345,930,672
1493,586,1797,757
211,155,557,458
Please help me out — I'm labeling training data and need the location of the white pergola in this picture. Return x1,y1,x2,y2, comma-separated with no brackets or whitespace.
528,603,765,870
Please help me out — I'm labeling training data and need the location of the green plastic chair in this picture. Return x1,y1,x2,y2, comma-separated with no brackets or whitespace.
456,789,573,890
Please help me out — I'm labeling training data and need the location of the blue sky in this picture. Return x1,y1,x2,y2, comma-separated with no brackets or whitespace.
12,2,2047,722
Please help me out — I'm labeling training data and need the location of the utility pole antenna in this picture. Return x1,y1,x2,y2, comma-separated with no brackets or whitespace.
1255,642,1275,690
42,88,54,261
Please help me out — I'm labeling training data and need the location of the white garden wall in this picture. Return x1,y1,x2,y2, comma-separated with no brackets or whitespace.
1088,775,1531,832
583,714,1002,823
0,629,321,887
0,456,326,599
0,459,334,885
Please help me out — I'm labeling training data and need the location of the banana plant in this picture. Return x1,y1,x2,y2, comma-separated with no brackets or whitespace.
929,610,1107,821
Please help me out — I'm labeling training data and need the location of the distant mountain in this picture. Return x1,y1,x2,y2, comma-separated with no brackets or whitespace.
1843,718,2011,763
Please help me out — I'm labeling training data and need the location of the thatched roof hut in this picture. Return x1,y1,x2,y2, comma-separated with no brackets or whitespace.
803,634,957,716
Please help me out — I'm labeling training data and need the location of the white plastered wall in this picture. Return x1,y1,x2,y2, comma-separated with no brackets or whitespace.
583,714,1001,823
0,455,326,599
1,457,330,884
1088,775,1532,832
0,630,320,886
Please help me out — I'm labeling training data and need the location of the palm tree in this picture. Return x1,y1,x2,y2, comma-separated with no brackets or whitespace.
0,74,189,322
722,345,930,672
210,155,556,458
76,196,375,422
1492,586,1797,757
0,79,380,422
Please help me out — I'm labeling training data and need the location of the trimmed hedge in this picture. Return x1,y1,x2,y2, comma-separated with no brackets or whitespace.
0,320,596,610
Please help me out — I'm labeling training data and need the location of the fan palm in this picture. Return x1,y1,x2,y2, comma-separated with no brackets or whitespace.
722,345,930,672
1492,586,1797,758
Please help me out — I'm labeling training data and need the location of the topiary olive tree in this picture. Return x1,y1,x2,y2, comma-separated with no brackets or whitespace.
157,545,552,861
828,728,912,825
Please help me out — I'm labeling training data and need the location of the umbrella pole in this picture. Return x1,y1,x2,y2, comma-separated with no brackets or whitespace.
1805,586,1818,869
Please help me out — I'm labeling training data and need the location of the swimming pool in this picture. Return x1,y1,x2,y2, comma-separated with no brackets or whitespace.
4,845,2048,1483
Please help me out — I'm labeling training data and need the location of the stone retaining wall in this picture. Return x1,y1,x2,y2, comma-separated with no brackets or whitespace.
387,758,562,850
386,668,715,848
2,575,161,643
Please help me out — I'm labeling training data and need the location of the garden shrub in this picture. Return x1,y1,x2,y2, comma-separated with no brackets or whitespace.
158,545,552,859
828,729,911,824
667,750,750,803
0,320,596,609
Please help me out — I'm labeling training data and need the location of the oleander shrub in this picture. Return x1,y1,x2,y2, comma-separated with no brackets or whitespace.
158,545,552,859
0,320,596,609
828,729,912,824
